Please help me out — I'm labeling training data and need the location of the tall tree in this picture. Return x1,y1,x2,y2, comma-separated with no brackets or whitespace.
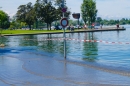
35,0,57,30
16,2,35,30
43,2,59,30
81,5,88,24
34,0,71,30
81,0,97,28
35,0,59,30
0,10,10,34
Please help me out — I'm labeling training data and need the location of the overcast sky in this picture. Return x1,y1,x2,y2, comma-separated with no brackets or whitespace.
0,0,130,20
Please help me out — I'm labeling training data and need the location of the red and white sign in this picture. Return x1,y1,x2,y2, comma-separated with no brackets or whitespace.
60,18,68,27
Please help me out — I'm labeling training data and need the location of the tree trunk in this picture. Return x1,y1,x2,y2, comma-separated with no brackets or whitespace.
36,19,38,29
91,22,92,29
88,21,90,29
90,19,92,29
0,28,2,36
29,24,31,30
47,23,49,30
49,23,52,30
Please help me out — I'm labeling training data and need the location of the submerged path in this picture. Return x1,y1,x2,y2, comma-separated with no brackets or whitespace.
0,50,130,86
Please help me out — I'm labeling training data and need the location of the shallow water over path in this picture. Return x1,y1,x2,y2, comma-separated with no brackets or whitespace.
0,25,130,85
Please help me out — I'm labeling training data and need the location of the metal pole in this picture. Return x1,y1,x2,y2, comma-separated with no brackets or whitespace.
78,19,79,30
63,25,66,59
62,0,66,59
62,0,65,17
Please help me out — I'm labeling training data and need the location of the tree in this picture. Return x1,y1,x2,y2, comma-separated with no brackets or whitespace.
43,3,59,30
54,0,71,19
81,0,97,29
34,0,59,30
34,0,71,30
35,0,71,30
120,18,126,25
16,2,35,30
81,1,88,24
96,17,102,25
54,0,66,7
0,10,10,34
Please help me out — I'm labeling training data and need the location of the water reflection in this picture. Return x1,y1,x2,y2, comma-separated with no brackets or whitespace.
35,34,69,56
83,32,98,62
19,35,38,46
0,36,9,46
0,33,99,61
0,27,130,67
38,34,63,53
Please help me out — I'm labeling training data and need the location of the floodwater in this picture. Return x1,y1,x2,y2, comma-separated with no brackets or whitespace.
0,25,130,86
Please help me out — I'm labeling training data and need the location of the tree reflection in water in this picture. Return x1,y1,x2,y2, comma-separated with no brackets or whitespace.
83,32,98,62
36,34,68,55
0,36,9,47
19,35,39,46
0,33,98,61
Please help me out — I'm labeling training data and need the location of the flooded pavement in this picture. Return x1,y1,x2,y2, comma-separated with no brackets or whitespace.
0,25,130,86
0,49,130,86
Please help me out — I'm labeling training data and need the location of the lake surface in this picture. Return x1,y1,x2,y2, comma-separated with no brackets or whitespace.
1,25,130,69
0,25,130,85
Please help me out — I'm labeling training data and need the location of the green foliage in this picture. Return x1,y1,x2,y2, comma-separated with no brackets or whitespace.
15,0,71,30
54,0,71,19
9,15,27,30
81,0,97,28
16,2,35,30
0,10,10,29
0,10,10,35
34,1,58,30
98,18,130,25
34,0,70,30
54,0,66,7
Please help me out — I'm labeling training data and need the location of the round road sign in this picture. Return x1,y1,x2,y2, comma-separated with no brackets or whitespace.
60,18,68,27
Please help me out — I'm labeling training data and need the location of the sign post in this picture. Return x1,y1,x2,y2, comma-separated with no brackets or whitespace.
61,18,68,59
61,0,68,59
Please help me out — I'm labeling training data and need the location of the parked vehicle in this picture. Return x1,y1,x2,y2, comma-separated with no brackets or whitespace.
58,26,62,30
54,25,62,30
51,26,55,30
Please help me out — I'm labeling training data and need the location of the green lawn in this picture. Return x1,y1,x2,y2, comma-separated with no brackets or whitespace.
0,29,87,36
0,29,68,35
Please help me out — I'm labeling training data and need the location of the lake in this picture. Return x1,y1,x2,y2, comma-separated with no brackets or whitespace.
0,25,130,85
